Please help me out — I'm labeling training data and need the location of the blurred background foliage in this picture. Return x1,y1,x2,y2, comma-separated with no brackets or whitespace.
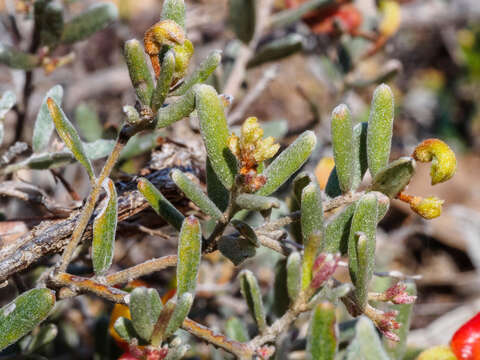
0,0,480,359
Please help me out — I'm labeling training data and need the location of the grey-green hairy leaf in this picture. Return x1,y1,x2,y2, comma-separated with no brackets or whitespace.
151,51,175,112
247,34,303,68
138,177,185,230
239,270,267,333
323,201,356,254
130,287,163,341
33,85,64,153
47,97,95,180
164,292,194,338
171,169,223,221
156,85,196,128
61,3,118,44
367,84,395,177
177,216,202,296
0,43,39,70
124,39,154,105
229,0,256,44
307,302,337,360
0,90,16,146
353,317,390,360
0,288,56,351
23,323,58,354
75,103,102,142
331,104,354,193
92,178,118,275
113,317,137,343
235,193,280,211
161,0,186,29
286,252,302,302
83,139,116,160
218,235,256,266
196,85,238,189
206,158,229,212
370,157,416,198
225,317,250,342
258,130,316,196
171,50,222,96
39,2,64,46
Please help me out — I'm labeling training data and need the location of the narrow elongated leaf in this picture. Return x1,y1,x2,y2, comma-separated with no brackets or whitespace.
124,39,154,105
0,288,56,351
352,122,369,190
33,85,64,153
206,158,229,212
171,169,223,220
164,292,194,338
331,104,354,193
196,85,238,189
218,235,256,266
367,84,395,177
229,0,256,44
151,300,176,346
348,194,378,310
40,2,64,46
83,139,116,160
286,252,302,302
92,178,118,275
137,177,185,230
307,302,337,360
75,103,102,142
225,317,250,342
384,282,416,359
0,90,16,146
0,43,39,70
231,220,259,247
301,183,324,290
247,34,303,68
289,172,311,242
161,0,186,29
156,86,196,128
130,287,163,341
235,193,280,211
164,344,190,360
151,51,175,112
23,323,57,354
177,216,202,296
370,157,416,198
171,50,222,96
258,130,316,196
239,270,267,333
113,317,137,342
47,98,95,180
325,167,342,198
323,202,356,254
354,317,390,360
61,3,118,44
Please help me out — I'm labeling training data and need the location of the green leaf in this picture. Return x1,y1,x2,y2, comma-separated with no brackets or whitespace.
74,103,102,142
164,343,190,360
286,252,302,302
123,105,141,126
367,84,395,177
0,288,56,351
47,97,95,180
156,86,196,128
161,0,186,29
171,50,222,96
24,323,57,354
0,90,16,146
164,292,194,338
348,194,378,311
218,235,256,266
229,0,256,44
129,287,163,341
61,3,118,44
225,317,250,342
235,193,280,211
384,282,416,360
353,317,390,360
151,51,175,112
352,122,369,190
301,182,324,290
231,219,259,247
177,216,202,296
120,132,162,160
258,130,316,196
137,177,185,230
269,0,331,28
40,2,64,46
113,317,138,343
247,34,304,68
325,167,342,198
323,202,356,254
196,84,238,189
370,157,416,198
124,39,154,105
273,258,289,317
289,172,311,242
307,302,337,360
239,270,267,333
171,169,223,221
0,43,39,70
83,139,116,160
33,85,64,153
206,158,229,212
92,178,118,275
331,104,354,193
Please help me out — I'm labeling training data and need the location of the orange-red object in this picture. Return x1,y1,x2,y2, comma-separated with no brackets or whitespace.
450,312,480,360
285,1,362,35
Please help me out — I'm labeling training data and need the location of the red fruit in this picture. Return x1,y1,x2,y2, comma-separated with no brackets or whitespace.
450,312,480,360
118,352,140,360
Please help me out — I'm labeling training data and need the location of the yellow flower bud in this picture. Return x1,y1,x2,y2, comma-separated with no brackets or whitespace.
241,117,263,147
228,133,241,158
173,39,194,80
254,136,280,163
413,139,457,185
379,0,401,38
410,196,444,220
416,346,456,360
